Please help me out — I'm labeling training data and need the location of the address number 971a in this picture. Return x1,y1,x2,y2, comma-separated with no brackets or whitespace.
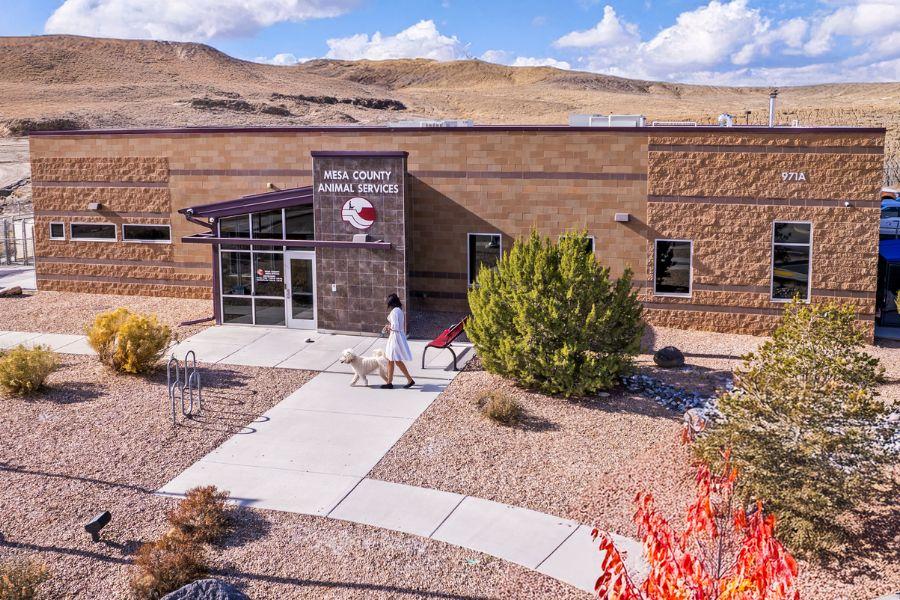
782,172,807,182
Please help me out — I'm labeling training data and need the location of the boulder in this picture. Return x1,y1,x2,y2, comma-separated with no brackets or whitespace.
161,579,248,600
0,286,22,297
653,346,685,369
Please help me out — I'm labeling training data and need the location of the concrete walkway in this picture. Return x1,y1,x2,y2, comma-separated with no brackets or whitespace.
0,266,36,291
160,327,645,594
0,329,95,353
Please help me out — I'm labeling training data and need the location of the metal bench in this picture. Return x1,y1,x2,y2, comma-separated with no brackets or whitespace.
422,316,468,371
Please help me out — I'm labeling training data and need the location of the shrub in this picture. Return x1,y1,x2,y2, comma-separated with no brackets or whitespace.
0,560,49,600
129,530,207,599
477,391,522,426
467,232,643,397
593,455,798,600
695,300,898,555
0,345,57,396
86,308,172,374
167,486,231,544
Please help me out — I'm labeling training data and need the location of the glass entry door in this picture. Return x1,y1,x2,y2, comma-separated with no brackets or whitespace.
285,251,316,329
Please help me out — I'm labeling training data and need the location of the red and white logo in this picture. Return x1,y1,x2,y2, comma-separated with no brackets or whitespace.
341,197,377,230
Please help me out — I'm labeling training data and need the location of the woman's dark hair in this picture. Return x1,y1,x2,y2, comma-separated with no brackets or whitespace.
386,293,402,310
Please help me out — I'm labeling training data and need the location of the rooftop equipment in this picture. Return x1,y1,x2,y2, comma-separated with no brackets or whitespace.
390,119,474,128
569,114,646,127
769,89,778,127
651,120,698,127
717,113,735,127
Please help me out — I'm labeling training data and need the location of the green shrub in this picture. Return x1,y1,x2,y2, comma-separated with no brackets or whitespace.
477,391,522,426
467,231,643,397
129,530,207,599
0,560,49,600
86,308,172,374
167,486,231,544
0,345,57,396
696,300,898,556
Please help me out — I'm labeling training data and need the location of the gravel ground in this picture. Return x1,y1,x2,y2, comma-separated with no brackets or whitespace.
0,291,214,338
0,355,586,599
371,325,900,599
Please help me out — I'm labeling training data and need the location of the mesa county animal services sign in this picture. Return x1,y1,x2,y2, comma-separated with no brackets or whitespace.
311,151,407,239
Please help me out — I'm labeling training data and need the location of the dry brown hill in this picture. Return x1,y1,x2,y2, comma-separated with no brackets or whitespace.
1,35,899,156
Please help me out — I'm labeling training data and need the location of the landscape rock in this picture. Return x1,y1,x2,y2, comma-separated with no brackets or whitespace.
620,372,723,418
653,346,685,368
0,286,22,296
161,579,249,600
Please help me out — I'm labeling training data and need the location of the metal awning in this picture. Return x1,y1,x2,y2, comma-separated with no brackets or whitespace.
178,186,314,220
180,232,391,249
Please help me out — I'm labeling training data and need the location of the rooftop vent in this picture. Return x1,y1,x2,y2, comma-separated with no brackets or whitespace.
390,119,474,128
569,114,646,127
651,120,698,127
717,113,735,127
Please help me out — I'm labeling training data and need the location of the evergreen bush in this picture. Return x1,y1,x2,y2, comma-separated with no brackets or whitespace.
467,232,643,397
0,345,57,396
696,300,898,555
86,308,172,374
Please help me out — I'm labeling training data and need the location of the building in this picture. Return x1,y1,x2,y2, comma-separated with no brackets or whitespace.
28,124,883,337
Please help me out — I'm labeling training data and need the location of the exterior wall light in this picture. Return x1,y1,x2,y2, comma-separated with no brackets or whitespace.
87,202,102,210
614,213,631,222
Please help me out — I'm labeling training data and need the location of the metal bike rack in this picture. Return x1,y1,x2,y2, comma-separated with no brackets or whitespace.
167,350,202,425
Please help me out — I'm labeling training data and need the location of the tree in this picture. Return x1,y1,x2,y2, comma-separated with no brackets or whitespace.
594,454,799,600
466,231,643,397
695,300,897,555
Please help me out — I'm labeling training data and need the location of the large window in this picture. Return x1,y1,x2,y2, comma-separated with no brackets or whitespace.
71,222,116,242
468,233,502,285
123,224,171,243
772,221,812,302
217,206,311,326
654,239,692,296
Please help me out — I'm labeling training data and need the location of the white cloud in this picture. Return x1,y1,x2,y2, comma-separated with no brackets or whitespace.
554,5,639,49
480,49,512,64
325,20,467,61
551,0,900,85
511,56,572,70
253,52,313,65
45,0,357,41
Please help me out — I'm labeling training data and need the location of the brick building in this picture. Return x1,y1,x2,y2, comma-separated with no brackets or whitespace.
28,124,883,336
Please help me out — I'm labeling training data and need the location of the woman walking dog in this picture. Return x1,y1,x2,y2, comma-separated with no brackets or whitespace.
381,293,415,389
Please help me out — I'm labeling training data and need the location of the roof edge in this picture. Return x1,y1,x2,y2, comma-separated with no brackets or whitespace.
27,125,888,137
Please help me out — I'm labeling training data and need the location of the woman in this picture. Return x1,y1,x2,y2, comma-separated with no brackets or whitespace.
381,293,415,389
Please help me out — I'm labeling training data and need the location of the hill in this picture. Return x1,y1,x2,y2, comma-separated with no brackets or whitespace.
1,35,899,156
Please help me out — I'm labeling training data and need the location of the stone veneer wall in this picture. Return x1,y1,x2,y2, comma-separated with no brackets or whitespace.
643,132,883,337
312,153,407,333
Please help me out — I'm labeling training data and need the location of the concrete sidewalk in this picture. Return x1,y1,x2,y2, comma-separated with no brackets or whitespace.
0,266,36,291
0,330,95,354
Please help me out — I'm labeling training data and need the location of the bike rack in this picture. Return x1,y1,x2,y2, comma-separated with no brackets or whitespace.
167,350,202,425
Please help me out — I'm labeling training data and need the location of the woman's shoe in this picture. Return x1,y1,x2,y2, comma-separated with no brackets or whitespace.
380,383,394,389
403,380,416,389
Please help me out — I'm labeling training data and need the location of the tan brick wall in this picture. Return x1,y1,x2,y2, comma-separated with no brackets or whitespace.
28,127,884,337
31,157,168,182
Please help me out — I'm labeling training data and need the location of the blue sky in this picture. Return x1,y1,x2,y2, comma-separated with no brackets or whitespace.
3,0,900,85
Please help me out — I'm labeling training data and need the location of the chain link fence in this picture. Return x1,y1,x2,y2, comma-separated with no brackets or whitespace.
0,216,34,266
886,155,900,189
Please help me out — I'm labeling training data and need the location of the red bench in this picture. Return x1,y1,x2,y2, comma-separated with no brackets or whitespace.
422,316,468,371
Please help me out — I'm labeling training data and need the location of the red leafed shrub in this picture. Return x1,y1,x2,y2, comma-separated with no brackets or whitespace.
594,453,799,600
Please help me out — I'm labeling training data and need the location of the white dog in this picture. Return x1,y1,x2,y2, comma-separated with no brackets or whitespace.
339,348,388,387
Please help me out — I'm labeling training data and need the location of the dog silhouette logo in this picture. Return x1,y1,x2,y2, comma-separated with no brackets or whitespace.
341,197,377,230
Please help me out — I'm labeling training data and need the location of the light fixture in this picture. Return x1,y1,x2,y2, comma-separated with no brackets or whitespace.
87,202,101,211
84,511,111,542
614,213,630,222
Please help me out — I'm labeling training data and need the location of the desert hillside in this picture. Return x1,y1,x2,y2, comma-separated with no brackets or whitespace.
1,35,899,156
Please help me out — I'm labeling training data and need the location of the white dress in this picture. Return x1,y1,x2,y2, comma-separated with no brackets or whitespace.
385,307,413,362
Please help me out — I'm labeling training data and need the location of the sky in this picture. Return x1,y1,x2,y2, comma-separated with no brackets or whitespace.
2,0,900,86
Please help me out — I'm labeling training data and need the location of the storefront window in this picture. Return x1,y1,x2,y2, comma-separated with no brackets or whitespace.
221,252,252,295
468,233,502,284
219,215,250,250
285,207,314,240
222,297,253,325
772,222,812,301
253,253,285,298
254,298,286,326
654,240,692,296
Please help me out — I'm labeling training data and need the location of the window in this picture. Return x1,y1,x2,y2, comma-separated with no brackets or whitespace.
122,224,171,243
285,207,314,240
559,234,595,254
772,221,812,302
49,222,65,240
70,222,116,241
654,240,692,296
468,233,502,285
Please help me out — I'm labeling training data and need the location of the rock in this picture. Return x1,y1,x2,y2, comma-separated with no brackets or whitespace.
161,579,249,600
653,346,685,368
0,286,22,296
